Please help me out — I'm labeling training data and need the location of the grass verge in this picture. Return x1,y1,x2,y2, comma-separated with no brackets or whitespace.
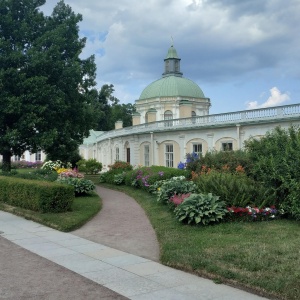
0,192,101,232
100,183,300,300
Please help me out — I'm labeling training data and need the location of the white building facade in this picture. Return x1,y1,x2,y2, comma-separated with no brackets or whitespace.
79,45,300,170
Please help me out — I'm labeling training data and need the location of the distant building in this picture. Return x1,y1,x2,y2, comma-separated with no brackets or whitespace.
79,45,300,170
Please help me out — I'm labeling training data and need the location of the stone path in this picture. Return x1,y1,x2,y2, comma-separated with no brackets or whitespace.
0,187,268,299
73,186,160,262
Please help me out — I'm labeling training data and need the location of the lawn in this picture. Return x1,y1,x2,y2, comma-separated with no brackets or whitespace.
100,183,300,300
0,192,101,232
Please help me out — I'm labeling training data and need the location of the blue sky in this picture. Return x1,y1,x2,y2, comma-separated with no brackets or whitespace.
42,0,300,114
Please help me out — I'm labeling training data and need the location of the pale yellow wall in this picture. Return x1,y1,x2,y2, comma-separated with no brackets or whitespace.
215,137,237,151
186,138,208,155
139,142,152,166
115,121,123,129
179,105,192,118
158,140,180,167
132,115,141,126
148,112,156,123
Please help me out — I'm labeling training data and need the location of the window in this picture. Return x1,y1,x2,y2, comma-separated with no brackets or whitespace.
144,145,150,167
222,142,233,151
164,110,173,127
145,112,149,123
165,60,169,72
115,147,119,161
35,151,41,161
175,61,179,72
165,144,174,167
14,155,20,161
193,144,202,157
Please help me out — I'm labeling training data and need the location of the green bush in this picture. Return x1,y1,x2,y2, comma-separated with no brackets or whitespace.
187,150,252,174
110,161,133,171
194,170,272,207
245,126,300,218
99,169,124,184
57,177,95,196
0,176,74,213
1,169,58,182
113,172,126,185
77,158,102,174
157,176,197,204
124,166,190,191
174,193,227,225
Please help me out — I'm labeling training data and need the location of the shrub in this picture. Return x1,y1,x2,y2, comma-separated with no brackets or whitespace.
57,177,95,196
42,160,71,171
76,158,102,174
109,161,133,171
1,169,58,182
124,166,190,191
174,193,227,225
186,150,252,174
193,170,272,207
99,169,124,184
245,126,300,218
157,176,197,204
114,172,126,185
0,176,74,213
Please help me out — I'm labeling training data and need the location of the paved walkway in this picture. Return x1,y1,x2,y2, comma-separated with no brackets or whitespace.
73,186,160,262
0,188,268,299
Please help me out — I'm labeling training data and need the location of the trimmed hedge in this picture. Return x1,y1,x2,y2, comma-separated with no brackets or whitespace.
0,176,74,213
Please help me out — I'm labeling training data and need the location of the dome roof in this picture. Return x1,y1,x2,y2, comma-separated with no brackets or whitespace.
139,75,205,100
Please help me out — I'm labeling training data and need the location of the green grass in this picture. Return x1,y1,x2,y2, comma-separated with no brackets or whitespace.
0,192,101,232
100,183,300,300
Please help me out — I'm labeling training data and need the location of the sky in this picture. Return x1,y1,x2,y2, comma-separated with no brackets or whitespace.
41,0,300,114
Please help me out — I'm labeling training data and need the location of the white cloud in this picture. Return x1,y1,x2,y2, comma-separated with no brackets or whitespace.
246,87,290,109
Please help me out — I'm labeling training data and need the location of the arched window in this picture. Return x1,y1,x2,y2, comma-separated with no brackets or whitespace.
164,110,173,127
145,112,149,123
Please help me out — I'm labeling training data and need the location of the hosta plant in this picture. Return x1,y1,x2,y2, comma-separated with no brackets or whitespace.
174,193,227,225
57,177,95,196
157,177,196,204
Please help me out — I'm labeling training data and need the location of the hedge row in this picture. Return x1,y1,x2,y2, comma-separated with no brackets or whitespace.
0,176,74,213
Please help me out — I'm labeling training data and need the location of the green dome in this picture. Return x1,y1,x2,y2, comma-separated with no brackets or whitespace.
139,75,205,100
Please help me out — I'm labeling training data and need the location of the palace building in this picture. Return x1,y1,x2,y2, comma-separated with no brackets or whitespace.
79,45,300,170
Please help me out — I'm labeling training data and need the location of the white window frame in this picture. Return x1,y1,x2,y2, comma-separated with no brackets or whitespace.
35,151,42,161
144,145,150,167
164,110,173,127
165,144,174,167
115,147,120,161
221,142,233,151
192,143,202,157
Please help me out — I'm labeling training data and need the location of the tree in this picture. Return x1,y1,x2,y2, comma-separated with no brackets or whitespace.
96,84,135,130
0,0,100,171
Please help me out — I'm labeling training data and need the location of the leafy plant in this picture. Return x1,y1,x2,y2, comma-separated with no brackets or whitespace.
193,170,272,207
77,158,102,174
157,177,197,204
174,193,227,225
113,172,126,185
245,125,300,218
57,177,95,196
109,161,133,171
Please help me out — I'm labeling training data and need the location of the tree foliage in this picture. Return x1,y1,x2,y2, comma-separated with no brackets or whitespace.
96,84,135,131
0,0,100,171
244,126,300,219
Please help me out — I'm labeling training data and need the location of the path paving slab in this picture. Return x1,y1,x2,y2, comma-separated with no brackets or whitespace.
0,210,268,300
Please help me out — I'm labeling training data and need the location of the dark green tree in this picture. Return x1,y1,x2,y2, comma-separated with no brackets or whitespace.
0,0,99,171
97,84,135,130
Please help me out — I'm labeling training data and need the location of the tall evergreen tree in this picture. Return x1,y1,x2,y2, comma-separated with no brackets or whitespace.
0,0,99,171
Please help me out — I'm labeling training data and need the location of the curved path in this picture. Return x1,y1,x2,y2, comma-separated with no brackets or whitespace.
72,186,160,262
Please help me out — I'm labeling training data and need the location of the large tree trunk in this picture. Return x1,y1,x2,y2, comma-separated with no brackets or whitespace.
2,150,12,172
